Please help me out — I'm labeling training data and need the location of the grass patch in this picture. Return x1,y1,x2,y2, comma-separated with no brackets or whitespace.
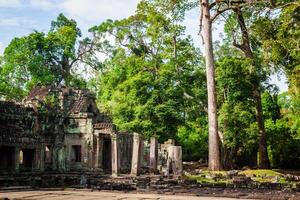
239,169,282,177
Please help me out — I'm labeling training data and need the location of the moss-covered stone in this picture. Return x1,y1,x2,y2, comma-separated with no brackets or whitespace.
184,169,299,190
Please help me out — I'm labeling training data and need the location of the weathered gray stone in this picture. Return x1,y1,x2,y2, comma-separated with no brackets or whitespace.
131,133,143,176
111,134,119,177
0,86,183,179
150,137,158,175
226,170,239,179
166,146,183,177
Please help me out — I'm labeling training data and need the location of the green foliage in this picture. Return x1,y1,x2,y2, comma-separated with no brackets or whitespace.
177,120,208,161
0,14,87,100
215,55,259,168
262,92,281,121
253,2,300,136
89,0,207,149
261,92,300,168
217,2,300,169
217,57,254,102
265,118,300,168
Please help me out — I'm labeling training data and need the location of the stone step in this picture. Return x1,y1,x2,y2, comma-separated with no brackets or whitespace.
0,186,32,191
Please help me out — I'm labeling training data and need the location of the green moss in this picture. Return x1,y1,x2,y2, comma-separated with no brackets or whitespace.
252,176,288,183
202,170,227,176
253,177,270,183
188,175,214,183
185,173,230,184
239,169,290,183
239,169,282,177
66,127,81,134
278,178,288,184
185,169,295,185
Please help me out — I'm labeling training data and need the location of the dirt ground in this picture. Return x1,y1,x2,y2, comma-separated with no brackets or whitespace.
0,190,252,200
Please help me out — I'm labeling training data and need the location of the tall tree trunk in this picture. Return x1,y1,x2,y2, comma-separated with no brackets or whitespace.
253,88,270,169
199,0,221,171
233,7,270,169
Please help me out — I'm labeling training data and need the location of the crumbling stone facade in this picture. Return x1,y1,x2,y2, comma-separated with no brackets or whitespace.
0,86,182,177
0,101,39,173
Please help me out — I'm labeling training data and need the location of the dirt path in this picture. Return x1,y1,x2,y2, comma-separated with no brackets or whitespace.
0,190,253,200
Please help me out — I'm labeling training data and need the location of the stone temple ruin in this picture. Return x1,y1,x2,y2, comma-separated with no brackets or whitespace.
0,86,182,179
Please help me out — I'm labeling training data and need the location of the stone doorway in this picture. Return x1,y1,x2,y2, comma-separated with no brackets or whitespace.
20,149,35,171
102,138,112,173
0,146,15,172
71,145,82,163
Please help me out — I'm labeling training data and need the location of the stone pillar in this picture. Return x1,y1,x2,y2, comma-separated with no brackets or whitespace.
36,147,45,172
131,133,143,176
87,141,94,168
57,147,66,172
173,146,183,176
33,148,38,172
150,137,158,174
166,146,183,177
111,134,119,177
98,136,104,169
93,135,100,170
87,119,94,168
52,147,58,171
14,146,20,173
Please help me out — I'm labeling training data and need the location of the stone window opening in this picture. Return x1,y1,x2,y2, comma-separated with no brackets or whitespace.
19,150,23,164
20,149,35,171
45,145,52,163
72,145,81,163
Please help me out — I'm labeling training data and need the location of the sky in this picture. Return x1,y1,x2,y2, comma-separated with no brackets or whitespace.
0,0,288,91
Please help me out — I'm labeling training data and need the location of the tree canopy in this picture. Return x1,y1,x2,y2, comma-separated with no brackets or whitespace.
88,1,206,142
0,14,87,100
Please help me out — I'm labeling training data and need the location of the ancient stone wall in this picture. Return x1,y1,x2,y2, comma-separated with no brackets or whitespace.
0,101,45,173
118,133,133,173
0,87,183,177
